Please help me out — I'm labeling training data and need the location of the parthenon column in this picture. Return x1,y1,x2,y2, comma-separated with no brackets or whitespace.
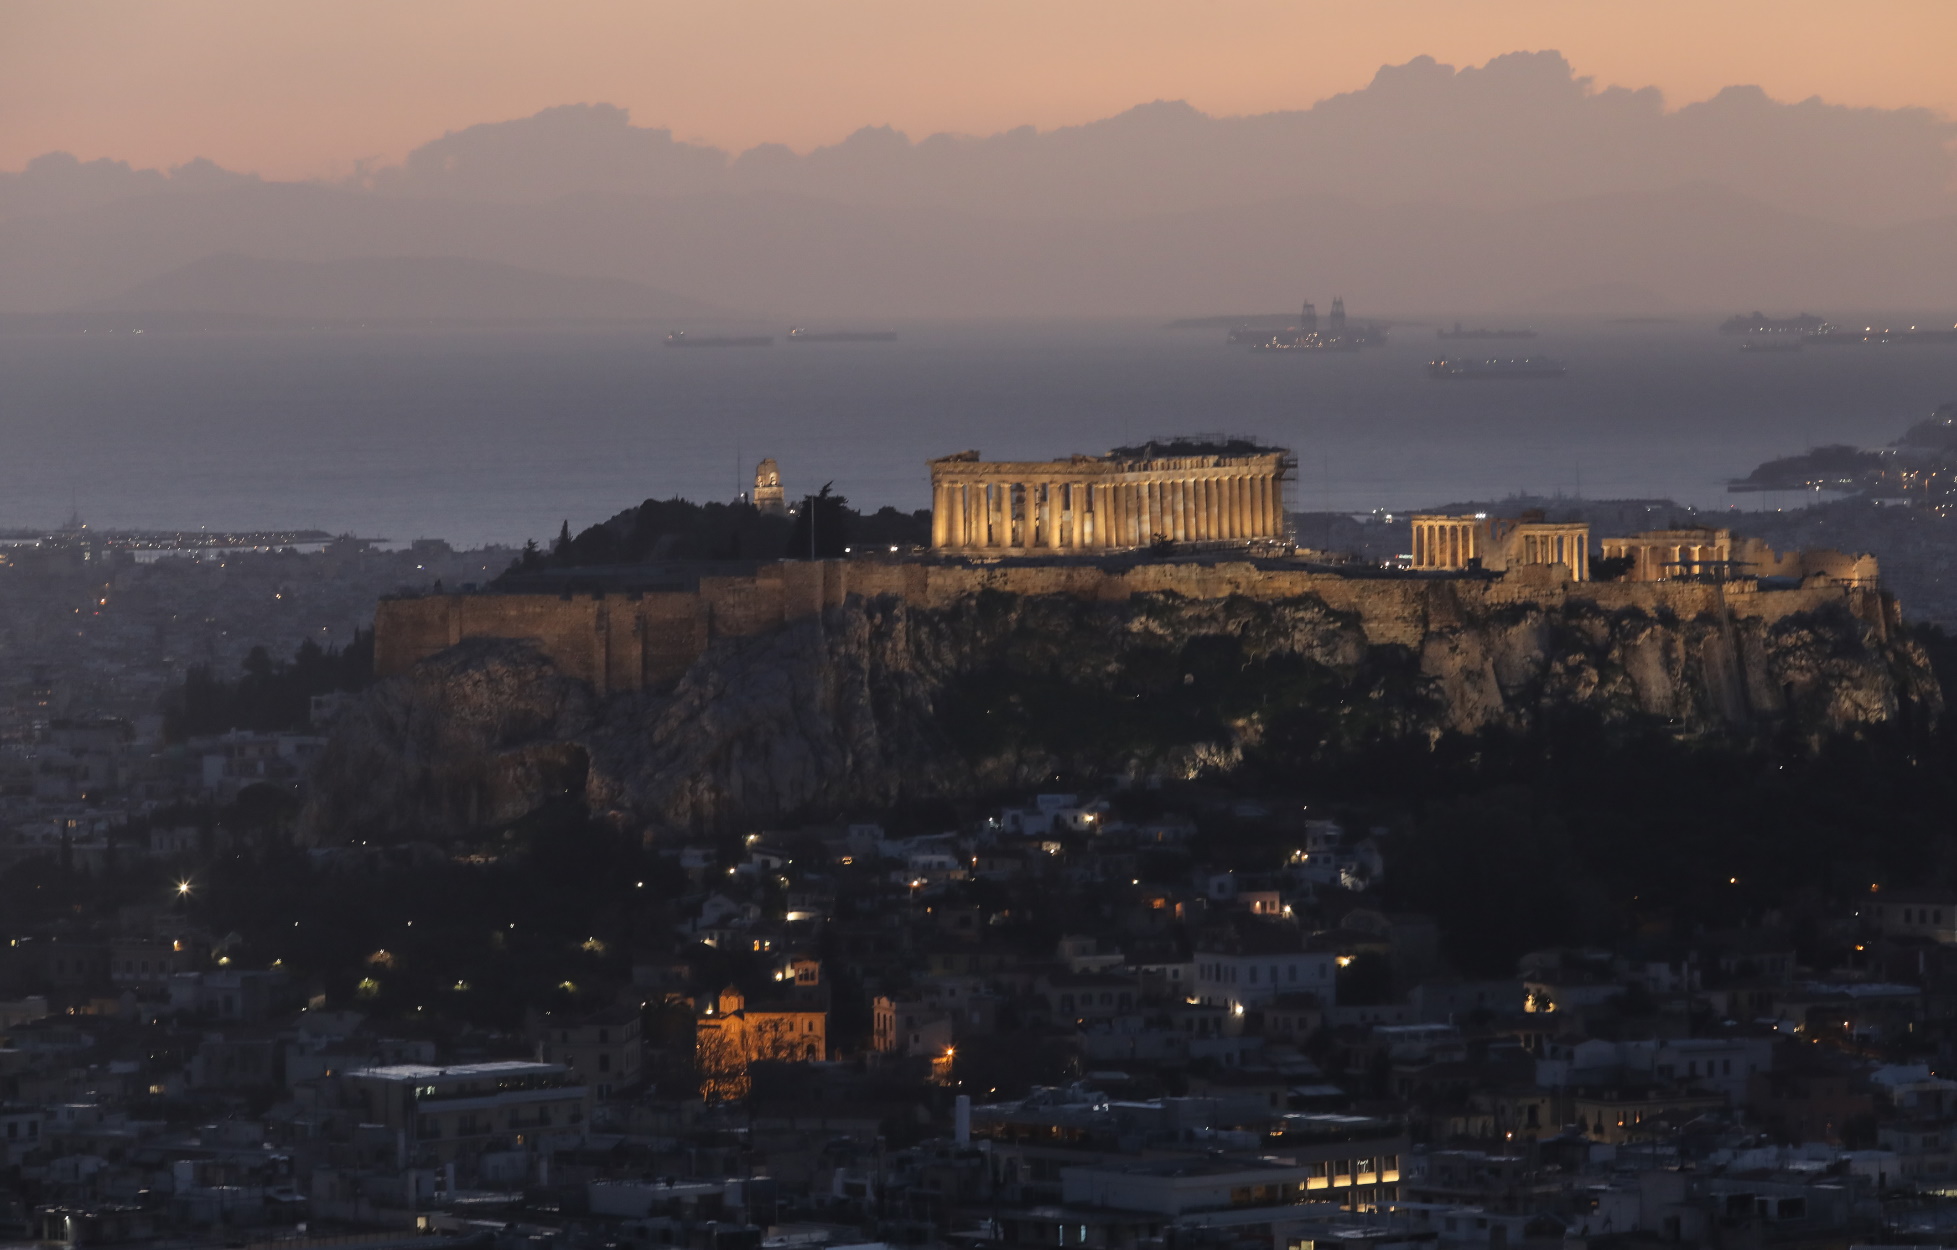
1172,480,1187,542
1047,482,1064,550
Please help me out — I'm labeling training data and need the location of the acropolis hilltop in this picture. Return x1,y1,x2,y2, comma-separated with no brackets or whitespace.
372,438,1887,692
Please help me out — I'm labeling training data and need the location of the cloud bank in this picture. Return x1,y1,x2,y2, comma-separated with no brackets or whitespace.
358,52,1957,226
2,53,1954,319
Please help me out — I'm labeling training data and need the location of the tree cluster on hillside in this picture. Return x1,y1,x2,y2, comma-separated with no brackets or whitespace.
504,493,931,575
161,632,373,740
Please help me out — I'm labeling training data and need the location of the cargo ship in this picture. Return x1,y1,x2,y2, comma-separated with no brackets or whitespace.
665,331,773,347
1807,324,1957,346
1427,356,1566,379
787,328,898,342
1719,312,1830,336
1437,322,1537,340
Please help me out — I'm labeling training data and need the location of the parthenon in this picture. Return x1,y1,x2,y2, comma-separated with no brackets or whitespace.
928,439,1292,553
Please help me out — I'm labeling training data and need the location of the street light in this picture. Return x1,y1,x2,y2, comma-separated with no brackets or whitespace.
175,880,193,898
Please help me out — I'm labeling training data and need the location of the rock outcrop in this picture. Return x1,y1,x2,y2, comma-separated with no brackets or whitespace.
303,585,1941,842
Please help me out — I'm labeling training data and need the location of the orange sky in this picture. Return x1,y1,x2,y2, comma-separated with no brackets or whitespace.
3,0,1954,180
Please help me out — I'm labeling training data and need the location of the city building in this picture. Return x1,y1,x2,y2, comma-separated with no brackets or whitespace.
532,1004,643,1098
339,1060,590,1163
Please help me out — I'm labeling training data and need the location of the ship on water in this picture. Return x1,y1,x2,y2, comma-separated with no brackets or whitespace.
1238,297,1385,351
1719,311,1831,336
1437,322,1537,340
787,328,899,342
1806,323,1957,346
665,331,773,347
1427,356,1567,380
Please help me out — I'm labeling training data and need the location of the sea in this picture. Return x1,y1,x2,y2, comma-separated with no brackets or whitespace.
1,318,1953,549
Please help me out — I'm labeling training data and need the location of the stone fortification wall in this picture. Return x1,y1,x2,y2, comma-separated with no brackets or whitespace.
374,559,1898,695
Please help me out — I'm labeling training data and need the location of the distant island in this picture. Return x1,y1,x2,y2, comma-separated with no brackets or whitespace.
1730,401,1957,500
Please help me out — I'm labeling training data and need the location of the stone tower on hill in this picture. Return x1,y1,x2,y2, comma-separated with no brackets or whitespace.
753,459,786,516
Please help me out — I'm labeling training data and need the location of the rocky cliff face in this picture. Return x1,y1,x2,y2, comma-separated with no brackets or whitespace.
303,586,1942,841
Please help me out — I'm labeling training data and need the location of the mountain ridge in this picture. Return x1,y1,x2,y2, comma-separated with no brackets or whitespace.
5,177,1953,319
96,252,724,323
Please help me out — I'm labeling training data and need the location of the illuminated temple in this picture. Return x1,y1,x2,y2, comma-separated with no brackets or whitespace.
928,438,1294,553
1410,510,1593,579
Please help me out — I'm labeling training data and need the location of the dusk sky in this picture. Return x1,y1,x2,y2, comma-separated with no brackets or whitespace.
6,0,1956,179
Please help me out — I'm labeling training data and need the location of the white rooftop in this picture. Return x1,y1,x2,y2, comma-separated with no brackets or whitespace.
343,1060,564,1082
